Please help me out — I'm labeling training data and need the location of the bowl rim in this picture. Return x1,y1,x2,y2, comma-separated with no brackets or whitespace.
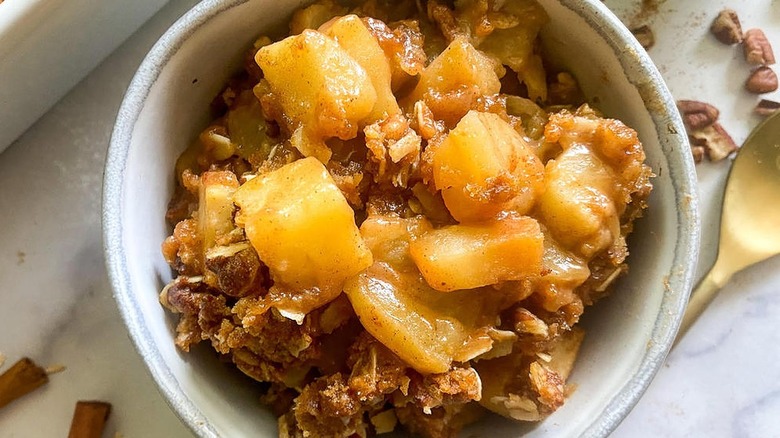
103,2,251,436
565,2,700,434
102,0,700,437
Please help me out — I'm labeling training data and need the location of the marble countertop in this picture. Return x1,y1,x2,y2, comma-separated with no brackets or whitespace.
1,0,778,436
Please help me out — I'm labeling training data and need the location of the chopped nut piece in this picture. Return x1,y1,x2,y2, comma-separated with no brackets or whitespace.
676,100,720,130
631,25,655,50
755,99,780,116
690,145,706,163
690,123,738,162
745,66,779,94
204,242,263,298
710,9,743,45
744,29,776,66
0,357,49,409
68,401,112,438
678,101,739,164
44,364,67,375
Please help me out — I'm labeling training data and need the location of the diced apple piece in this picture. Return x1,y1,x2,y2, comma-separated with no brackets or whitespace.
544,110,650,207
538,144,620,258
540,231,591,290
345,263,468,374
344,215,504,374
233,157,373,315
321,15,400,122
407,37,501,125
288,0,347,35
518,54,547,103
359,214,433,269
411,182,452,224
433,111,545,223
363,18,426,92
226,90,275,160
477,0,549,102
255,30,377,162
198,171,239,252
409,215,544,292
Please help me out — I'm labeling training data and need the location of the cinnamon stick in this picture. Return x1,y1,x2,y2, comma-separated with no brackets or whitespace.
68,400,112,438
0,357,49,409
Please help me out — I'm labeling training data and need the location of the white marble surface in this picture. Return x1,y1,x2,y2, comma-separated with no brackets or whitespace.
0,0,778,437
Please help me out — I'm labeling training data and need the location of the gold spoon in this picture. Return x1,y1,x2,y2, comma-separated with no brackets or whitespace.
675,111,780,345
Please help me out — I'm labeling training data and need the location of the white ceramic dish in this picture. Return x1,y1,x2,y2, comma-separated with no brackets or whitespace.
103,0,700,436
0,0,168,153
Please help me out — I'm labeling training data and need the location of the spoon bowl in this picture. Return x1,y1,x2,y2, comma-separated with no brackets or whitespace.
677,111,780,342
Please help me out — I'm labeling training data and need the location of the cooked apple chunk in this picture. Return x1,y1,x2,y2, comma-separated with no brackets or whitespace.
409,215,544,292
432,111,545,223
344,215,505,374
321,15,400,122
407,37,501,125
255,30,377,162
198,171,240,252
289,0,347,34
233,157,373,316
539,109,652,258
538,144,620,258
477,0,549,102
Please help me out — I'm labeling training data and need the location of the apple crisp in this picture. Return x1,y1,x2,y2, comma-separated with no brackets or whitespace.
160,0,653,436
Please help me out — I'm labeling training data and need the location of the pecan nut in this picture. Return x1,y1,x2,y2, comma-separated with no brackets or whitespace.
631,25,655,50
743,29,776,65
745,66,779,94
710,9,743,45
755,99,780,116
677,100,720,130
689,123,738,162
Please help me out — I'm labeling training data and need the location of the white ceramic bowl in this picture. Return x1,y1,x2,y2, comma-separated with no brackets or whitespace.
104,1,700,436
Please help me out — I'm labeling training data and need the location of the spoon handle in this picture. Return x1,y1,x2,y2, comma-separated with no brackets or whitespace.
674,265,729,347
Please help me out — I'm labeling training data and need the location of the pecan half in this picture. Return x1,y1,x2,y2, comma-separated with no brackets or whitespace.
690,123,738,162
744,29,776,66
745,66,779,94
631,25,655,50
755,99,780,116
677,100,720,130
710,9,743,45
